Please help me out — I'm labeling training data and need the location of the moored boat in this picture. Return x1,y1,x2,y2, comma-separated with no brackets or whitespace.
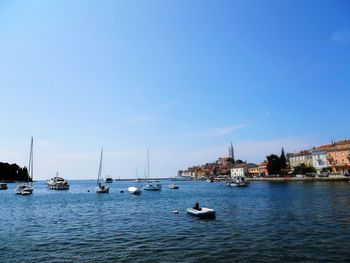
15,137,34,195
143,149,161,191
144,182,162,191
187,203,215,219
227,176,249,187
104,176,113,183
169,183,179,189
47,172,69,190
95,148,109,193
128,186,142,195
0,183,8,190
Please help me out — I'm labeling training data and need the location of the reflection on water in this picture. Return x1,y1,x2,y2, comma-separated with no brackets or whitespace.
1,180,350,262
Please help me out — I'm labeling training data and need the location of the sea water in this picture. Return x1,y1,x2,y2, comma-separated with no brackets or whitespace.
1,180,350,262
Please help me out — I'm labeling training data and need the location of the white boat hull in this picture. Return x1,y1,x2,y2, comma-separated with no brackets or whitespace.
15,185,33,195
96,186,109,193
143,183,162,191
128,186,142,195
186,207,216,219
48,184,70,190
169,184,179,189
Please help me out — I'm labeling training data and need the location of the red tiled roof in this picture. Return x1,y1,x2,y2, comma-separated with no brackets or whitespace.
316,144,333,150
259,161,268,166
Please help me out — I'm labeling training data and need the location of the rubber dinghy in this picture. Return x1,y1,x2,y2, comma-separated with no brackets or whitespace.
187,206,216,219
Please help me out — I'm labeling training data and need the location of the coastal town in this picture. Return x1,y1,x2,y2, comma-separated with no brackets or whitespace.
178,140,350,180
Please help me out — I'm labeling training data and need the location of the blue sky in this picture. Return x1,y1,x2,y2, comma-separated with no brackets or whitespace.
0,0,349,179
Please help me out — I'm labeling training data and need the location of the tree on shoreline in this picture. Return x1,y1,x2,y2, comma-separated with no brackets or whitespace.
0,162,30,182
266,154,281,175
280,147,287,169
293,164,316,175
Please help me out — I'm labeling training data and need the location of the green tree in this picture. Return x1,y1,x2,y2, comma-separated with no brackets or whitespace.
266,154,282,175
280,147,287,169
293,164,316,175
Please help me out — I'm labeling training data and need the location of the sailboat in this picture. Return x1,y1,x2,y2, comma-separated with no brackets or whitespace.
143,149,161,191
95,148,109,193
15,137,34,195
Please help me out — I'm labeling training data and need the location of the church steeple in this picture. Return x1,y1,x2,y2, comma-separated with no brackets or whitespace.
229,142,235,163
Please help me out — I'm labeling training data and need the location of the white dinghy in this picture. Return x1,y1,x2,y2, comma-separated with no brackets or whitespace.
128,186,142,195
187,203,216,219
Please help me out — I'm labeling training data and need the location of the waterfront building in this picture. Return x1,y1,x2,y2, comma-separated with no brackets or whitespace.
231,163,258,178
287,150,313,170
311,144,331,174
258,161,269,176
326,140,350,174
248,167,259,177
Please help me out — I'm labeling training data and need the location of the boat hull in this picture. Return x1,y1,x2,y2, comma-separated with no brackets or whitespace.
104,178,113,183
96,186,109,193
0,183,8,190
15,186,33,195
186,208,216,219
128,187,142,195
48,184,70,190
143,184,162,191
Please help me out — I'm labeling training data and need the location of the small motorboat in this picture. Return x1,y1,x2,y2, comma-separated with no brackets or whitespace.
187,207,216,219
104,176,113,183
143,182,162,191
168,183,179,189
128,186,142,195
0,183,8,190
227,176,249,187
15,185,33,195
47,172,69,190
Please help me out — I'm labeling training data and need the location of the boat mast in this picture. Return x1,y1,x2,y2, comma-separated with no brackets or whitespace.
147,148,150,180
28,137,33,187
97,148,103,185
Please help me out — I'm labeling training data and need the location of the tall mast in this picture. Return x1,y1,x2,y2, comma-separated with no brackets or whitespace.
97,148,103,185
147,148,150,180
28,137,33,186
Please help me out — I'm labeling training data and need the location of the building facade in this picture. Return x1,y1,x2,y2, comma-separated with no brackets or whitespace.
311,146,330,174
287,150,312,170
231,163,258,178
326,140,350,174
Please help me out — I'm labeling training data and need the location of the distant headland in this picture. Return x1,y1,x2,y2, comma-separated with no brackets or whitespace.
0,162,31,183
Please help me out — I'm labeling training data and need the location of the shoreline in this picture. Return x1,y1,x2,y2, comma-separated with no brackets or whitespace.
246,176,350,182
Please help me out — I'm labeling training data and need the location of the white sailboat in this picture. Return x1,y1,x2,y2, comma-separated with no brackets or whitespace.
15,137,34,195
96,148,109,193
143,149,161,191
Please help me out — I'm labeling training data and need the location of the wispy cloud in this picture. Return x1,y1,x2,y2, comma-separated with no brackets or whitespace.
206,124,247,138
331,31,350,45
